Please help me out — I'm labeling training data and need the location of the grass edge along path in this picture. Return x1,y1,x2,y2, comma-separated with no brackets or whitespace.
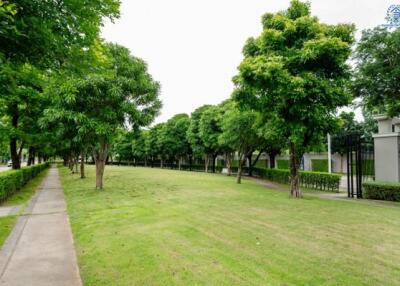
0,168,49,247
60,165,400,286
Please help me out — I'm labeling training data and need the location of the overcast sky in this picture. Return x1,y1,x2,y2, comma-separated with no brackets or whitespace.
102,0,396,123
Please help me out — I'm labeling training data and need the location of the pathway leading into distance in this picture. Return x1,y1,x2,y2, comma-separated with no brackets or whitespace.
0,166,82,286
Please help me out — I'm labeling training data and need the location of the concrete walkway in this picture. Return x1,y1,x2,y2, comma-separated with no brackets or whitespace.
0,167,82,286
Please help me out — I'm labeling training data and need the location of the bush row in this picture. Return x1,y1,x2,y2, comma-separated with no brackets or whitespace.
0,162,50,203
252,167,341,192
363,181,400,202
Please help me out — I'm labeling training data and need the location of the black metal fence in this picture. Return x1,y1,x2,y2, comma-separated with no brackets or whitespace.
345,134,374,198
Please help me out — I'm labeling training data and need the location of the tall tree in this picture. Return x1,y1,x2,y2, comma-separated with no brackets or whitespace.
353,28,400,117
45,43,161,189
159,114,191,169
132,130,149,166
220,108,262,183
146,124,165,168
187,105,212,171
0,0,120,169
233,0,354,197
198,105,224,173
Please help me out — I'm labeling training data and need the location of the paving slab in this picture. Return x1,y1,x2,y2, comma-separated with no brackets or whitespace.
0,167,82,286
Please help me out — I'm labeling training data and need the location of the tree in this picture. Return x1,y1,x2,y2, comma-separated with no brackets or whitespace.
0,0,120,169
220,108,262,183
0,63,45,168
146,124,165,168
132,130,149,166
217,101,236,176
198,106,225,173
233,0,354,197
258,119,284,169
187,105,212,171
159,114,191,169
45,43,161,189
353,28,400,117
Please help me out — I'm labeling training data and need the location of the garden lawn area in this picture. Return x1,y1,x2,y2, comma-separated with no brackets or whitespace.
0,168,49,247
60,165,400,286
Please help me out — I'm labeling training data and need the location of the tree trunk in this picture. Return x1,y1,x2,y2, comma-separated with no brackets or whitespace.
93,143,108,190
248,153,253,177
226,152,232,176
205,155,209,173
9,109,23,169
27,146,34,166
189,155,193,171
95,160,105,189
63,156,68,167
236,157,246,184
68,155,74,172
178,157,182,170
251,151,263,169
212,154,217,173
289,142,301,198
80,151,85,179
144,157,148,167
269,152,277,169
74,155,78,173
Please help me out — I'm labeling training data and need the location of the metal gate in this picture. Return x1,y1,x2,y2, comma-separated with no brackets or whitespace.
346,133,374,198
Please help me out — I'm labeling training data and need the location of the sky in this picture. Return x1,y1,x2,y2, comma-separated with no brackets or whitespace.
102,0,397,123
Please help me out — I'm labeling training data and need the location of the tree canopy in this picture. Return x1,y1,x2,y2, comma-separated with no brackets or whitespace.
353,28,400,117
233,0,355,197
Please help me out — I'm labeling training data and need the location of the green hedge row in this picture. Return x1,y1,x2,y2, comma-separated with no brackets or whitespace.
0,163,50,203
363,181,400,202
252,167,341,192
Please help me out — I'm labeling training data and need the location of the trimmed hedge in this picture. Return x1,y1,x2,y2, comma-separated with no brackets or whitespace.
252,167,341,192
0,162,50,203
363,181,400,202
277,160,289,170
312,159,328,172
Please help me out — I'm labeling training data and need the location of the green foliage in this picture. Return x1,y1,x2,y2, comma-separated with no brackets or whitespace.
277,160,289,169
199,105,224,156
233,0,355,193
112,129,136,162
363,181,400,202
0,0,120,65
0,162,49,202
186,105,212,157
312,159,328,172
252,167,341,192
219,108,260,159
353,28,400,116
45,43,161,186
158,114,191,160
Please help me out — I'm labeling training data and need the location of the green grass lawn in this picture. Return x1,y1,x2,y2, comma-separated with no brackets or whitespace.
0,168,49,246
60,165,400,286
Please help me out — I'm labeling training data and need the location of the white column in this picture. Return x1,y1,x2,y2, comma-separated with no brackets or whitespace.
327,133,332,174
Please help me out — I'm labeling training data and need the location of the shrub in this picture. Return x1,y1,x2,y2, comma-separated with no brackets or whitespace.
0,163,50,203
363,181,400,202
252,167,341,192
277,160,289,169
312,159,328,172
